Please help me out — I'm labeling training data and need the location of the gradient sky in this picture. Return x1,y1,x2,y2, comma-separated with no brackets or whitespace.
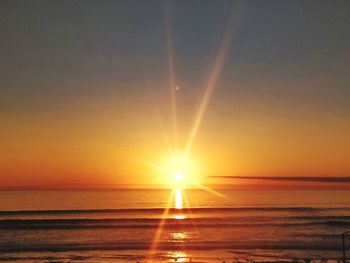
1,0,350,189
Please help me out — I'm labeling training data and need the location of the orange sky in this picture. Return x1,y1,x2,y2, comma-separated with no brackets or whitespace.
1,1,350,190
1,95,350,189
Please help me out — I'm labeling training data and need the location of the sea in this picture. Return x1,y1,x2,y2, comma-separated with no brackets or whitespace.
0,189,350,262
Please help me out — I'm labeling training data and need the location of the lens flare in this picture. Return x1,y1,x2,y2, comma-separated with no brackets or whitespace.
145,3,237,260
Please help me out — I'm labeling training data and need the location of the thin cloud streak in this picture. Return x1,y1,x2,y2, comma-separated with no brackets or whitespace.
211,176,350,183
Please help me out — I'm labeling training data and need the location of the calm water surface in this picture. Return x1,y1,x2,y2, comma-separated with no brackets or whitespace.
0,189,349,262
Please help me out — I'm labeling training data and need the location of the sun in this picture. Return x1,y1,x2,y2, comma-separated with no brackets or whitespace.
174,171,186,188
161,152,199,188
140,151,201,188
175,171,183,182
139,150,198,188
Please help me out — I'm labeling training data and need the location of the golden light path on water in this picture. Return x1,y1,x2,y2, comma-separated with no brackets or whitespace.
175,188,182,210
147,187,187,261
146,2,236,261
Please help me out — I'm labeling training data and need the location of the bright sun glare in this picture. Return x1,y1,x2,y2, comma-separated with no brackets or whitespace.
142,151,199,188
141,152,199,189
175,172,183,182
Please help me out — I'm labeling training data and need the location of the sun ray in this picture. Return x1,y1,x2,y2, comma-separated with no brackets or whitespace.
149,90,174,157
192,181,227,199
144,76,175,159
138,158,168,174
182,11,236,163
145,6,239,260
147,189,174,259
165,0,178,150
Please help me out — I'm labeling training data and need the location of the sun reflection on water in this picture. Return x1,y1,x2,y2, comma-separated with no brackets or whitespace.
170,232,188,241
175,188,182,209
167,251,188,262
173,188,186,220
172,214,186,219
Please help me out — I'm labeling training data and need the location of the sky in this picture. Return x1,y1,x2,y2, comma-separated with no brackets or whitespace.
1,0,350,189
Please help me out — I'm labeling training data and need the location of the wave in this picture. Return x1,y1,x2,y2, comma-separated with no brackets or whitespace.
1,218,350,229
290,215,350,220
0,240,347,253
320,220,350,226
0,206,345,215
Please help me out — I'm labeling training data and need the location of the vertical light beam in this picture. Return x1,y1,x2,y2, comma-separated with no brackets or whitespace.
165,0,178,150
182,11,236,163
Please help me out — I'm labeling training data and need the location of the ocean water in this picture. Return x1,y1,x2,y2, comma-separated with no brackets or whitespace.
0,189,350,262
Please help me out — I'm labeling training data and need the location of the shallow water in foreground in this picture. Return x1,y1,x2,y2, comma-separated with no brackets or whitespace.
0,189,349,262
